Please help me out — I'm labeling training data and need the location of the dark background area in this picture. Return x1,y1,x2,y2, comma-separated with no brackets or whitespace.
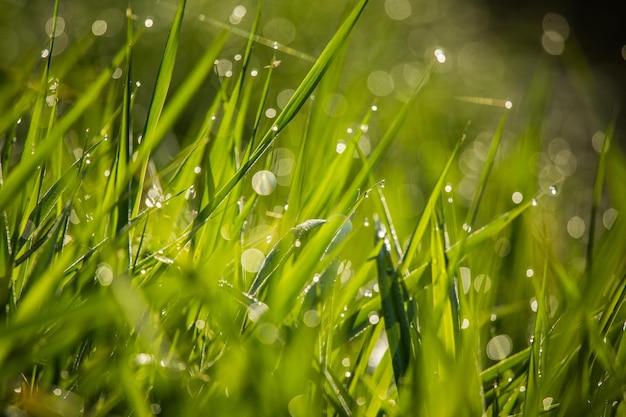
487,0,626,105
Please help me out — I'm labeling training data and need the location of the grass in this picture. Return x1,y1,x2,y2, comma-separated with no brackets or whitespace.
1,1,626,416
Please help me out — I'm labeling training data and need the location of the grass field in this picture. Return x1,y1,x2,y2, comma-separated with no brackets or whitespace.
1,0,625,416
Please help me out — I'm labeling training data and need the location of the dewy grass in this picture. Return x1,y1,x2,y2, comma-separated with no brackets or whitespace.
1,1,626,416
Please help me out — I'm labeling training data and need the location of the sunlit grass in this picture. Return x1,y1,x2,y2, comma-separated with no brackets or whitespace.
1,1,625,416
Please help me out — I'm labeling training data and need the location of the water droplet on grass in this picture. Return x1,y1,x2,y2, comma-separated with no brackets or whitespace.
567,216,585,239
265,108,276,119
542,397,554,410
241,248,265,272
486,334,512,360
247,302,269,322
368,312,380,325
385,0,412,20
461,318,470,329
144,18,154,28
303,310,320,327
531,198,537,207
252,170,277,195
603,208,618,229
434,48,446,63
512,191,523,204
92,19,108,36
549,185,558,195
95,263,113,286
473,274,491,293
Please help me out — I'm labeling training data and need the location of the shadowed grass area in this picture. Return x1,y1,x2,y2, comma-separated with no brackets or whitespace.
1,1,625,416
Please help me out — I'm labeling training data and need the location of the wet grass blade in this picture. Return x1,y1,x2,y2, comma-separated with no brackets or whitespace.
132,0,186,217
374,219,412,385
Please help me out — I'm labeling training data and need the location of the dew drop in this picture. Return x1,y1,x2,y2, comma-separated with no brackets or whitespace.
549,185,558,195
512,191,523,204
241,248,265,273
294,239,301,248
144,18,154,28
486,334,513,360
368,312,380,325
252,170,277,196
531,198,538,207
265,108,277,118
567,216,585,239
603,208,618,230
185,185,196,200
461,318,470,329
247,302,269,322
303,310,321,327
543,397,554,411
434,48,446,63
95,263,114,286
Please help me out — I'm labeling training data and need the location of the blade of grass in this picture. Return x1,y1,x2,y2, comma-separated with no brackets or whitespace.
586,110,615,275
399,127,466,275
374,218,412,385
131,0,186,218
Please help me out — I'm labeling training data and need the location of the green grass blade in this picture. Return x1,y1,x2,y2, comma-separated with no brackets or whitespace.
586,111,615,273
374,219,412,385
399,130,465,274
132,0,186,217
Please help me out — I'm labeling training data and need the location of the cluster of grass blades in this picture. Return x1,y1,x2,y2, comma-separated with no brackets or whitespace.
1,0,626,416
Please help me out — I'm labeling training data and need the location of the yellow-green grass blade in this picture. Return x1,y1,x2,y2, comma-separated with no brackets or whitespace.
400,130,465,275
430,210,457,357
131,0,187,218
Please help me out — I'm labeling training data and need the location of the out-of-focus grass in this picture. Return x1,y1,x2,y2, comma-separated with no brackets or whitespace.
1,1,625,416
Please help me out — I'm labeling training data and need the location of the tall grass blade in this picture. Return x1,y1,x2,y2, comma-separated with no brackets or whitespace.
374,219,412,385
